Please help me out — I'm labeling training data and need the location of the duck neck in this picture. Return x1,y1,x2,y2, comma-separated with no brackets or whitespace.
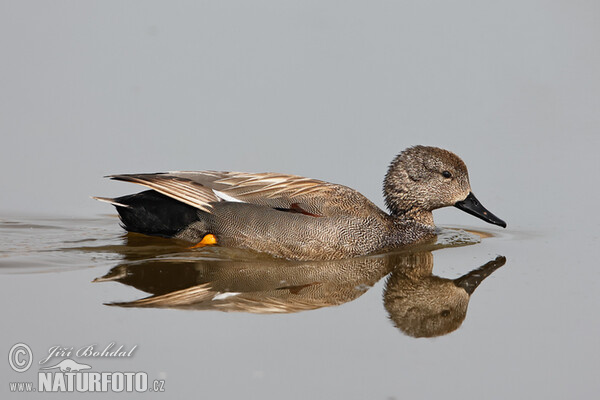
384,208,436,249
390,207,435,228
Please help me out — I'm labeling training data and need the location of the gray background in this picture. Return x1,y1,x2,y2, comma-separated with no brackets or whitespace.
2,1,597,225
1,1,599,399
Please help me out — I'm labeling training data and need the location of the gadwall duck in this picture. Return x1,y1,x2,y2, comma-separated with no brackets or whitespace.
95,146,506,260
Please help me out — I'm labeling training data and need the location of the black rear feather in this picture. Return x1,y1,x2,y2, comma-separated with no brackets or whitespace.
113,190,201,238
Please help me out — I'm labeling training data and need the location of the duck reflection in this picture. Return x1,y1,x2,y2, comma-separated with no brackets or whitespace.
383,253,505,337
95,235,505,338
95,253,393,313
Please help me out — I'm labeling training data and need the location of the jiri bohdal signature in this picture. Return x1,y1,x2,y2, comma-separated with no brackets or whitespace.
38,343,137,365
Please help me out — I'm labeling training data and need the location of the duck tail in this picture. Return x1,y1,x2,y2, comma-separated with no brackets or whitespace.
94,190,203,238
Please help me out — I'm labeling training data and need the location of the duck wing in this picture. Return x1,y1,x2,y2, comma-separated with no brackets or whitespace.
107,173,219,213
109,171,383,218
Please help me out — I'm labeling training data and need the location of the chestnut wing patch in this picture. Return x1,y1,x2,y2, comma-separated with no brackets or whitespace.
274,203,323,218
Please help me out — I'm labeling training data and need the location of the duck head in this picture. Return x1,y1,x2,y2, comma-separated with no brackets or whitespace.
383,146,506,228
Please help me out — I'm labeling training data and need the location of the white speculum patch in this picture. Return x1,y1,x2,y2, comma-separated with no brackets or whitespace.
212,190,245,203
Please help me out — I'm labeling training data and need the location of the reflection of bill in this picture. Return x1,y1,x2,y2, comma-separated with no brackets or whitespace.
95,241,506,338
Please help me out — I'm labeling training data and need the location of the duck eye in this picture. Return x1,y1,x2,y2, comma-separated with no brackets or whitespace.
442,171,452,179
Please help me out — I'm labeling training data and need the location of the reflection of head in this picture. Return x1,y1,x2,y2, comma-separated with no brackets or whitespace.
383,253,506,338
384,275,469,338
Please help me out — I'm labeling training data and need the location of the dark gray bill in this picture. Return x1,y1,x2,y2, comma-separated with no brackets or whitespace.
454,192,507,228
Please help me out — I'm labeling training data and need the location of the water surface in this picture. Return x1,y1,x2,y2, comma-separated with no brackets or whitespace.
2,214,597,399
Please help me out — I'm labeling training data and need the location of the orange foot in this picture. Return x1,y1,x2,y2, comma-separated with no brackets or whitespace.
190,234,218,249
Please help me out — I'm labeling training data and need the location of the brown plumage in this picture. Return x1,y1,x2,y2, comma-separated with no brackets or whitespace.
95,146,506,260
